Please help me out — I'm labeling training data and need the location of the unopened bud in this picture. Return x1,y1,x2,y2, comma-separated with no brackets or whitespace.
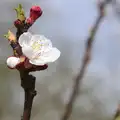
6,56,20,69
4,30,16,42
26,17,33,25
14,19,23,28
29,6,42,22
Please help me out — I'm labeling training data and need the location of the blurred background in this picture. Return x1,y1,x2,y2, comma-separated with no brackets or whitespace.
1,0,120,120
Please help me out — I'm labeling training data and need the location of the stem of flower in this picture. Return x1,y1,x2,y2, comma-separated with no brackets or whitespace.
20,71,36,120
5,4,45,120
15,23,36,120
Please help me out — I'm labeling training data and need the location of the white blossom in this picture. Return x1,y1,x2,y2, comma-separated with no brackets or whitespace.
18,32,61,65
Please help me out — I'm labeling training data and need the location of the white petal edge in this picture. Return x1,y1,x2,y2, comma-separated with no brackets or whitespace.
18,32,32,47
29,59,47,66
31,34,46,42
29,47,61,65
42,47,61,62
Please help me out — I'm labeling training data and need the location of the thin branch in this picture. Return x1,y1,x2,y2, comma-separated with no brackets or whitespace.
4,4,45,120
14,23,37,120
20,71,37,120
113,104,120,120
61,0,112,120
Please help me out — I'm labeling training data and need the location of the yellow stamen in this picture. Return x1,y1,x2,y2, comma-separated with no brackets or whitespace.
31,41,44,51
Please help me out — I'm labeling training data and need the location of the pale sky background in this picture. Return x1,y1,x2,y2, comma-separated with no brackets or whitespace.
0,0,120,120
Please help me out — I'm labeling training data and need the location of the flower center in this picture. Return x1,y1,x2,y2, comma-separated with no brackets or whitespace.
30,39,52,60
31,41,43,51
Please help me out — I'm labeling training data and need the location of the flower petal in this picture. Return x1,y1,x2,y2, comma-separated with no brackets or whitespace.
22,45,34,59
42,47,61,62
30,34,52,49
29,47,61,65
18,32,32,47
29,59,46,65
31,34,46,42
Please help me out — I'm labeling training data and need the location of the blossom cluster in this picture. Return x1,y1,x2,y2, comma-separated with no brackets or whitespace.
5,5,61,71
7,32,61,69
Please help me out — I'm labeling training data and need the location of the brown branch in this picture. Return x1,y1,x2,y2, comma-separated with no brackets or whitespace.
20,71,37,120
4,4,45,120
15,22,37,120
61,0,112,120
15,22,47,120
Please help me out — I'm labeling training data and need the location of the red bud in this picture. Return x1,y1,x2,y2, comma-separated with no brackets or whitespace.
14,19,22,28
29,6,42,22
26,17,33,25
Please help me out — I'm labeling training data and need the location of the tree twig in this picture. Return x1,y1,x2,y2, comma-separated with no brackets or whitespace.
4,4,46,120
15,23,47,120
61,0,112,120
12,20,36,120
113,104,120,120
20,71,37,120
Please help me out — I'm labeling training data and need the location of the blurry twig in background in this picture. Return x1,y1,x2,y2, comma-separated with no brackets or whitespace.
61,0,112,120
113,104,120,120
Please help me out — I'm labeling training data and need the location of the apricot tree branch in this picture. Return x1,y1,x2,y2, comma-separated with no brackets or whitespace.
113,104,120,120
61,0,112,120
4,4,45,120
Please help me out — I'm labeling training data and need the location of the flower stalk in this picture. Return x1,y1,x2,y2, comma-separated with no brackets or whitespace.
4,4,47,120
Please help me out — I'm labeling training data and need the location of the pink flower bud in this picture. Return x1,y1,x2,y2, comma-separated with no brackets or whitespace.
29,6,42,22
26,17,33,25
14,19,22,27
